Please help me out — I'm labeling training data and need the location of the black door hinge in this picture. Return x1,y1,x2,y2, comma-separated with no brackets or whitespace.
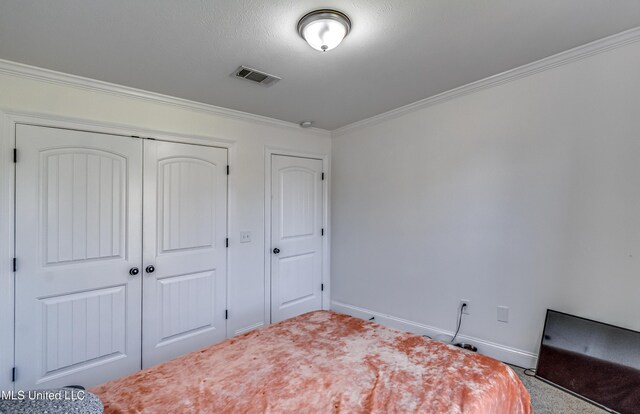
226,165,230,175
225,310,229,320
321,172,325,181
225,238,229,248
12,258,16,272
321,228,324,236
12,367,16,382
321,284,324,292
13,148,17,163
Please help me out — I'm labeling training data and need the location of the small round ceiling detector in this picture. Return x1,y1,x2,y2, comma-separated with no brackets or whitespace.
299,121,314,128
297,9,351,52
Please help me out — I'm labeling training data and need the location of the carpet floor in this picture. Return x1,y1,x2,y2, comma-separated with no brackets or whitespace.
510,366,607,413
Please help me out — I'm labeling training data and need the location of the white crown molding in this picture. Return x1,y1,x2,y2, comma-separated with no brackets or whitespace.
331,301,538,369
0,59,331,138
3,25,639,140
332,26,640,137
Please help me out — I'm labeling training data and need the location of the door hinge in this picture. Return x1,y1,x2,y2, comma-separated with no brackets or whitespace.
321,228,324,236
225,310,229,320
225,238,229,248
226,165,230,175
321,172,325,181
13,148,17,163
321,283,324,292
12,367,16,382
12,257,16,272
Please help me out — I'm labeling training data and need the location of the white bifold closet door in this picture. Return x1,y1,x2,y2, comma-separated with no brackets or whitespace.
271,155,323,323
14,125,143,389
14,125,228,388
142,140,227,368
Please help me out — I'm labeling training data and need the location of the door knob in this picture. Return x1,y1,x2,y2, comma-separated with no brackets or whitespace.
273,248,280,254
145,265,155,274
129,267,139,276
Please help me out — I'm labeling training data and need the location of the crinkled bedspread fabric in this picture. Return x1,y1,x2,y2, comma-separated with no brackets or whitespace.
91,311,531,413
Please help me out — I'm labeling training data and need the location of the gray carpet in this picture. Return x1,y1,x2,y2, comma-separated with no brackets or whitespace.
510,366,607,413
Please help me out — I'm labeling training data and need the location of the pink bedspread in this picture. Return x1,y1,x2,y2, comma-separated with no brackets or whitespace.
91,311,531,413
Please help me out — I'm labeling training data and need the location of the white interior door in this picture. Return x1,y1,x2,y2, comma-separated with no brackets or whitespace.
271,155,323,323
14,125,143,389
142,140,227,368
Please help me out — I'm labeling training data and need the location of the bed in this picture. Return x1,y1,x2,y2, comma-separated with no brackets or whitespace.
91,311,531,413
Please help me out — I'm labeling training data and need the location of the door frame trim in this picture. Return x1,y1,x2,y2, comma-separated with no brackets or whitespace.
0,109,237,390
264,147,331,325
0,110,15,391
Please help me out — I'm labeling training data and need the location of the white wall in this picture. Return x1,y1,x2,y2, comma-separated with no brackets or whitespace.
331,40,640,365
0,69,331,339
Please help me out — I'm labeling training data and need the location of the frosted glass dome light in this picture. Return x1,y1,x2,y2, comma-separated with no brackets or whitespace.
297,9,351,52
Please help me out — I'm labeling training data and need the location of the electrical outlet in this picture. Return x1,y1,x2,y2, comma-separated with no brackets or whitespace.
240,231,252,243
497,306,509,323
460,299,471,315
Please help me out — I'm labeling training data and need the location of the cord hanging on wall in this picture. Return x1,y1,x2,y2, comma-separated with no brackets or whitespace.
450,302,478,352
450,302,467,344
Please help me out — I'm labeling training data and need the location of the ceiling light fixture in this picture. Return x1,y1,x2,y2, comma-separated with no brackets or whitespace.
297,9,351,52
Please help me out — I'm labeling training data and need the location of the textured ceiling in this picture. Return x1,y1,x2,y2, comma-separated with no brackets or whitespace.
1,1,640,130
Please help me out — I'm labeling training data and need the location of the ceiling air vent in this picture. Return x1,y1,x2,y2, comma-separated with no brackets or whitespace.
232,66,281,87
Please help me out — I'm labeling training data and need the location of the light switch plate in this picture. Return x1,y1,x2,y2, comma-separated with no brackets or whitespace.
240,231,252,243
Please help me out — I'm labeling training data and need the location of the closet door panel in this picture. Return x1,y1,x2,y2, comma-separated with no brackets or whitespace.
14,125,143,389
143,140,227,368
270,155,323,323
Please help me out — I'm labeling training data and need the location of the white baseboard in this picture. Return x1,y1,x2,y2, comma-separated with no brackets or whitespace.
331,301,537,369
234,322,264,336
